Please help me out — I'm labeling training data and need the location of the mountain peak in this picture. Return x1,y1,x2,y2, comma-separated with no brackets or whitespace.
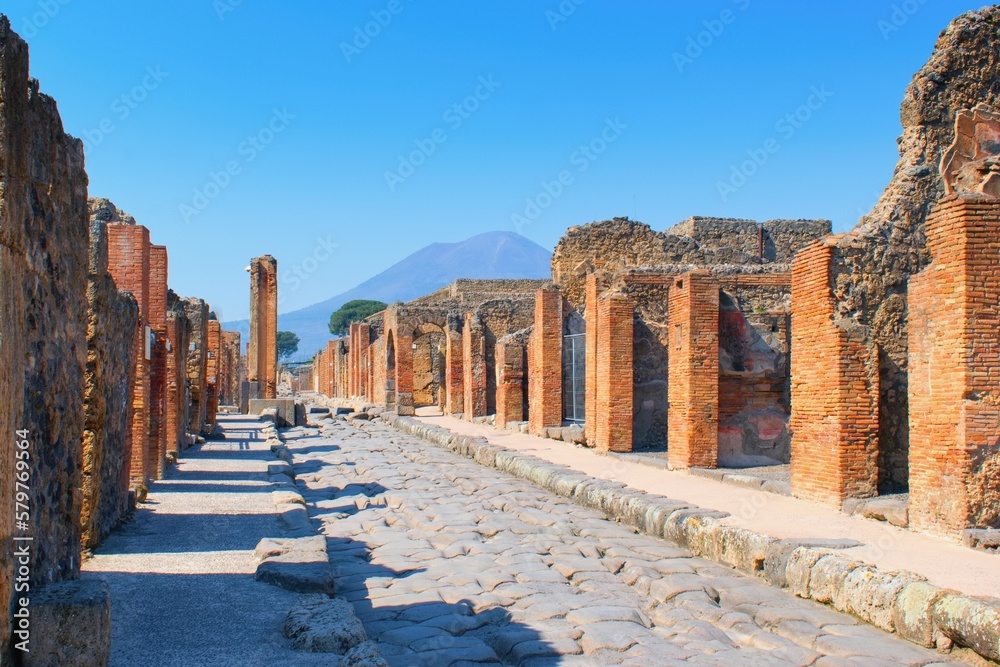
223,231,552,361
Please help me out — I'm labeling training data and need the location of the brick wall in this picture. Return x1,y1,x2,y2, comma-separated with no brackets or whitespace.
248,255,278,399
667,271,720,468
909,195,1000,536
790,239,879,506
107,223,153,488
594,293,634,452
463,314,488,420
528,289,562,435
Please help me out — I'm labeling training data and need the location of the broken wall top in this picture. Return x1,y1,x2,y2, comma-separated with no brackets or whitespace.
552,216,828,306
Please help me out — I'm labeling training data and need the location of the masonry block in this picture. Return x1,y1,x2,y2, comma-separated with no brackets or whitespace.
790,239,879,506
909,195,1000,537
445,321,465,416
667,271,720,469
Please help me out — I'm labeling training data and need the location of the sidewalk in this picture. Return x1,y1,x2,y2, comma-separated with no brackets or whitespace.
412,411,999,602
82,415,328,667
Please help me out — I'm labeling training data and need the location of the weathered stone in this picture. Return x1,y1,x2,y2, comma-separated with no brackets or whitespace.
24,580,111,667
284,598,368,653
931,593,1000,662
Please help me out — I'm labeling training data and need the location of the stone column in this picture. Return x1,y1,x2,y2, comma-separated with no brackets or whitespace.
248,255,278,399
463,314,488,420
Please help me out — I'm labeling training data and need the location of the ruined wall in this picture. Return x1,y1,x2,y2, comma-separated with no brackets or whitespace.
474,298,536,415
817,7,1000,492
496,328,531,426
183,297,209,437
0,16,89,656
82,209,139,551
248,255,278,399
206,318,221,425
552,217,829,307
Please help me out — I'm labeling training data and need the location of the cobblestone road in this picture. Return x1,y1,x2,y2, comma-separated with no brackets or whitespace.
285,416,954,667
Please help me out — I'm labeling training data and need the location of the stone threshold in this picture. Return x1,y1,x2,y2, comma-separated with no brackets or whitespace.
373,410,1000,665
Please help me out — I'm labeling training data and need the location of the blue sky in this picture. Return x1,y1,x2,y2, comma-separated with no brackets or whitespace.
4,0,985,320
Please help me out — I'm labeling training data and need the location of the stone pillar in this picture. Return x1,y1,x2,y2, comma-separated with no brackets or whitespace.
594,292,634,452
667,271,720,469
528,289,562,436
908,194,1000,537
183,298,210,434
206,319,221,426
107,223,152,489
164,311,188,460
496,342,526,426
463,314,488,420
395,330,415,416
790,239,879,506
248,255,278,399
445,316,465,416
584,274,600,445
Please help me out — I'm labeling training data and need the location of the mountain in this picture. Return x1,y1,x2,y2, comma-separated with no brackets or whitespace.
223,231,552,362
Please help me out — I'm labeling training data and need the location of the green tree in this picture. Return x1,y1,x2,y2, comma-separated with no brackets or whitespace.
276,331,300,359
328,299,388,336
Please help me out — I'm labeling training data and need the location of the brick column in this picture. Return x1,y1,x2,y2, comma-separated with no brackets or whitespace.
496,343,526,426
790,239,879,506
164,313,185,458
909,194,1000,536
584,274,599,444
594,292,634,452
248,255,278,399
107,224,152,490
528,289,562,436
348,323,359,396
667,271,719,469
463,314,487,420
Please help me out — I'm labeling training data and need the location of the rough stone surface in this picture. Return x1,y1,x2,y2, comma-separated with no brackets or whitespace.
279,411,948,666
827,7,1000,492
0,16,90,661
284,598,370,654
82,203,140,550
24,580,111,667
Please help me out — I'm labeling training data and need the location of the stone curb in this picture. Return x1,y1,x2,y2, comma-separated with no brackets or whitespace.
380,412,1000,664
258,418,387,664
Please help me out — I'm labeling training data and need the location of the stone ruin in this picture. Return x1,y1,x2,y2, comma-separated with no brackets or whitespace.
315,7,1000,543
0,16,246,662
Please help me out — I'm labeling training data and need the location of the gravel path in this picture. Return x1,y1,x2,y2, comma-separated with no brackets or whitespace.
288,416,955,667
82,415,328,667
